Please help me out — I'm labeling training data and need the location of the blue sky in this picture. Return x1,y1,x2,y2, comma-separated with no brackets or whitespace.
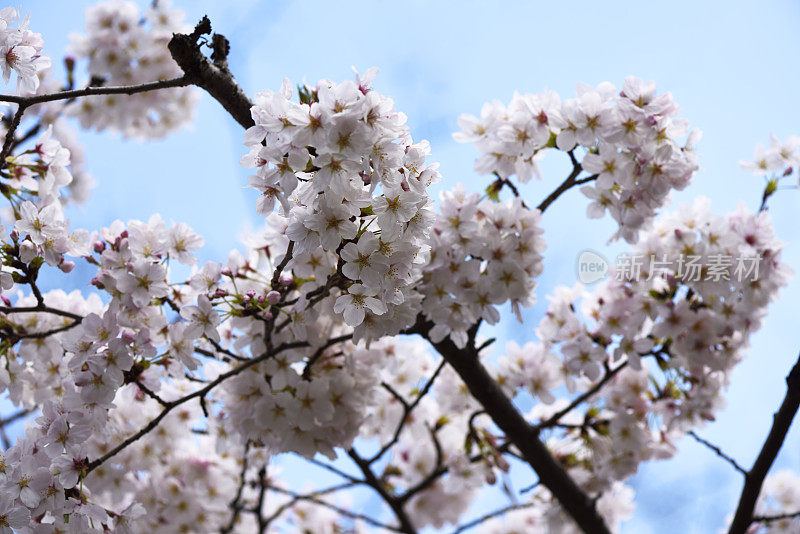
14,0,800,532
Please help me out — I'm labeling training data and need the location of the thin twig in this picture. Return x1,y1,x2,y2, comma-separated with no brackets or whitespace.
752,509,800,524
534,360,628,432
450,503,535,534
688,430,747,476
0,104,28,170
0,76,191,106
347,449,417,534
265,483,402,532
85,339,310,474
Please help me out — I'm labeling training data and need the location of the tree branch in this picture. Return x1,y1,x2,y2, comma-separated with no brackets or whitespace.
536,151,597,213
728,353,800,534
407,316,611,534
0,104,28,170
752,509,800,524
168,17,255,129
0,408,31,427
347,449,417,534
0,76,191,106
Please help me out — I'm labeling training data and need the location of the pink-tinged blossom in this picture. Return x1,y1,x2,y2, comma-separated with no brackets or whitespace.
181,295,221,342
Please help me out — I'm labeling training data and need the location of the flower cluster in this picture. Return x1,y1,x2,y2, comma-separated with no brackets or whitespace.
216,336,385,460
740,134,800,177
68,0,196,139
0,211,214,531
0,2,797,532
495,198,789,495
455,77,700,242
242,70,439,342
0,7,49,94
421,186,546,347
2,126,91,275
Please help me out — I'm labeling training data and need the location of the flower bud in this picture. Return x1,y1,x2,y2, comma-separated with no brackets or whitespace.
266,290,281,305
58,260,75,273
93,240,106,253
121,331,136,344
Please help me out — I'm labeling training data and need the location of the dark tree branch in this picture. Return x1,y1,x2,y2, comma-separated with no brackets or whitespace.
536,150,597,213
347,449,417,534
255,466,268,533
0,104,28,170
168,17,255,129
0,408,31,427
0,304,84,321
0,76,190,106
728,353,800,534
407,316,611,534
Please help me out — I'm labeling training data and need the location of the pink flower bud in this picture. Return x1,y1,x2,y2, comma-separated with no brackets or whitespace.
263,312,273,320
266,290,281,305
496,456,510,472
93,240,106,253
213,289,228,298
58,260,75,273
280,275,293,287
221,268,232,277
1,295,10,306
121,331,136,343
